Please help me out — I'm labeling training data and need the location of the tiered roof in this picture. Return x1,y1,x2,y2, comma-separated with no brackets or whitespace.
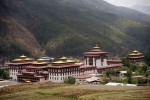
7,55,34,65
81,45,122,69
26,58,49,69
12,55,34,62
32,58,49,65
49,56,82,68
129,50,144,59
84,45,108,57
52,56,76,65
19,58,49,79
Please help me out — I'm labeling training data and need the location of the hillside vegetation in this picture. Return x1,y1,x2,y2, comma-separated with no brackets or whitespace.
0,83,150,100
0,0,150,58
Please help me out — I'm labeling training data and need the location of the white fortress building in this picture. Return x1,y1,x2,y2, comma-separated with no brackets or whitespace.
7,45,122,83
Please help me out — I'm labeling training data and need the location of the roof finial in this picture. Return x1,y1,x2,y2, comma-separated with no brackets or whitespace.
133,50,138,53
93,44,100,49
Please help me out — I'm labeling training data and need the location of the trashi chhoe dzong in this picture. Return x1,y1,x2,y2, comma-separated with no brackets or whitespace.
6,45,145,83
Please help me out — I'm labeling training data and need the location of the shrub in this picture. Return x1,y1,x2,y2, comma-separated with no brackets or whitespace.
129,64,137,72
145,70,150,77
121,57,129,67
101,77,109,84
145,52,150,66
116,78,127,83
116,66,129,72
127,70,132,78
141,64,148,73
2,70,9,79
127,77,132,84
64,77,76,84
132,77,143,84
0,69,4,77
105,69,116,77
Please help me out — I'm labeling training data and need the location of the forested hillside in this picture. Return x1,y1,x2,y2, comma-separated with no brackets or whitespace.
0,0,150,58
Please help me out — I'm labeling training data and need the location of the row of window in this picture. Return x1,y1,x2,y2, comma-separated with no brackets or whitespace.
49,67,79,72
49,73,81,81
11,72,17,75
11,69,18,72
10,66,28,69
49,71,81,76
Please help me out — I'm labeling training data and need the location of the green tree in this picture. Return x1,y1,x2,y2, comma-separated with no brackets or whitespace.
145,52,150,66
0,69,4,77
116,66,129,72
105,69,116,77
136,67,143,75
105,70,110,77
121,57,129,67
129,64,137,72
145,70,150,77
141,64,148,73
64,77,76,84
132,77,141,84
127,69,132,84
2,70,9,79
127,77,132,84
127,70,132,78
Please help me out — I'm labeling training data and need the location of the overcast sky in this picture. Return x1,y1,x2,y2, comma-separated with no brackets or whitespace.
104,0,150,7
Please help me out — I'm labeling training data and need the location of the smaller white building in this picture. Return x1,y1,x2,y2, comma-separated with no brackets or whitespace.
48,57,83,83
119,71,127,77
7,55,34,81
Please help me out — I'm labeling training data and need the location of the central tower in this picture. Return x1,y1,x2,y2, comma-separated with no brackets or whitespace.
83,45,108,67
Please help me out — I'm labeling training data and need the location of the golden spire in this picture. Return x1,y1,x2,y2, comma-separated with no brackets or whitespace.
60,56,67,60
133,50,138,53
93,44,100,49
33,58,48,65
20,54,27,58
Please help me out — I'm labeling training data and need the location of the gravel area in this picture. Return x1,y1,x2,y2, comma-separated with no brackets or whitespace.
0,80,19,88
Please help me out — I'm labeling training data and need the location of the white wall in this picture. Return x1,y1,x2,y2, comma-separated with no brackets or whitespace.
9,69,18,81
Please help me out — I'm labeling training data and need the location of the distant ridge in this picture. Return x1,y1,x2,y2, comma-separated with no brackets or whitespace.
0,0,150,58
130,5,150,15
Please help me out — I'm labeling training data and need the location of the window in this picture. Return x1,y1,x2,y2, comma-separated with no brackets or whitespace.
89,58,93,65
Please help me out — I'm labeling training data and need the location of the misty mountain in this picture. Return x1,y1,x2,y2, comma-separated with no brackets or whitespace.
0,0,150,58
130,5,150,15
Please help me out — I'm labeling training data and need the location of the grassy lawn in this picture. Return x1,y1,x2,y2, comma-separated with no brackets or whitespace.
79,90,150,100
0,83,150,100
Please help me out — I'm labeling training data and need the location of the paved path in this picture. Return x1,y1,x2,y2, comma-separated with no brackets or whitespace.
0,80,19,88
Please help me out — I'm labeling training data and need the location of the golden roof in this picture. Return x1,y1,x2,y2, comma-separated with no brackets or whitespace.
93,45,100,49
60,56,67,60
133,50,138,53
12,58,23,62
32,61,48,65
25,58,34,61
11,55,34,63
129,50,143,56
32,58,48,65
66,59,75,63
52,56,78,65
20,55,27,58
75,61,83,65
37,58,45,61
52,60,66,64
129,53,137,56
